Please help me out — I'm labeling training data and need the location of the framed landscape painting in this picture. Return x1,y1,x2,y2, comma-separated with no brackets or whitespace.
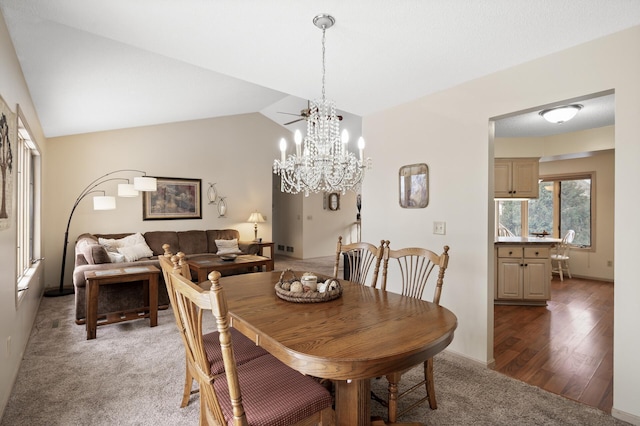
143,177,202,220
399,163,429,208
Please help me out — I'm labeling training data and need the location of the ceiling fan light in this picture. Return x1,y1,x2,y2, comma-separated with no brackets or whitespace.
539,104,583,124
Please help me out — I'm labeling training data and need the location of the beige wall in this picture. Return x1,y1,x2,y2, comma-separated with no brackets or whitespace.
44,114,283,290
0,12,47,416
363,26,639,422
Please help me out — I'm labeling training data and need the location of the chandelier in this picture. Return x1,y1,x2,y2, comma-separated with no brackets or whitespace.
273,14,370,196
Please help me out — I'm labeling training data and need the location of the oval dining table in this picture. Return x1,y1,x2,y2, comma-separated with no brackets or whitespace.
207,270,458,426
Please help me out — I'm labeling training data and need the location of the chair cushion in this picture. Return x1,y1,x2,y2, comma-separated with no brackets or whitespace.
203,328,268,375
213,354,333,425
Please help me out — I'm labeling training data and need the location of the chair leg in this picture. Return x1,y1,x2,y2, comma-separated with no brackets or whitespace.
181,360,194,408
558,260,564,281
386,372,400,423
425,357,437,409
564,260,572,279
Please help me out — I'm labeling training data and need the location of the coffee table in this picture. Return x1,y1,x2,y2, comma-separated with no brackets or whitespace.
186,254,274,283
84,265,160,340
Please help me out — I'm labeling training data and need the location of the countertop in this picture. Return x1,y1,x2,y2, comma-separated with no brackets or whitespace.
495,236,561,245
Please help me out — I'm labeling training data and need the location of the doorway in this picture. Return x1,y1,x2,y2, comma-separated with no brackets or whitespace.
490,92,615,412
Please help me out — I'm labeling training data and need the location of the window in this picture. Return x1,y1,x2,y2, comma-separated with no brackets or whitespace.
16,112,40,301
497,173,594,248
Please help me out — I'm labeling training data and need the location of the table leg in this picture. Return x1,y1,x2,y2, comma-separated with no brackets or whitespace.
86,279,98,340
148,274,158,327
334,379,371,426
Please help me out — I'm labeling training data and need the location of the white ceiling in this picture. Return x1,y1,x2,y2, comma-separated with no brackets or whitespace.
1,1,637,138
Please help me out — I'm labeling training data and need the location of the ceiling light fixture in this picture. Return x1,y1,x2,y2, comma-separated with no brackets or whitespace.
273,14,370,196
539,104,583,124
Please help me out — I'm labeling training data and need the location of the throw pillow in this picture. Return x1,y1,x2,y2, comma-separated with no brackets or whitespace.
117,243,154,262
98,237,120,253
99,233,151,255
78,240,111,264
216,238,242,255
107,251,126,263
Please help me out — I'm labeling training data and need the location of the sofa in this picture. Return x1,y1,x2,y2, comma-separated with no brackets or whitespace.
72,229,259,323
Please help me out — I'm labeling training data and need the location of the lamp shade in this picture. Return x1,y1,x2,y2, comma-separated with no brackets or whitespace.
539,104,582,124
117,183,139,197
247,212,266,223
93,196,116,210
133,176,157,191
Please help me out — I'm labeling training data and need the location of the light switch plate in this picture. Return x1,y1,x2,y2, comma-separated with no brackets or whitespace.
433,221,446,235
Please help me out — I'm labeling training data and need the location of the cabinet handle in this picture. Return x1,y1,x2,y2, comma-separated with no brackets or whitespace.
524,263,528,267
535,251,539,256
509,251,513,255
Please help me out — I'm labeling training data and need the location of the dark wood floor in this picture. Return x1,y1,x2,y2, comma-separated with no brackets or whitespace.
492,276,614,413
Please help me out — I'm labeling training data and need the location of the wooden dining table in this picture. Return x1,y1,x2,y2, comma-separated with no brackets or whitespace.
208,271,458,426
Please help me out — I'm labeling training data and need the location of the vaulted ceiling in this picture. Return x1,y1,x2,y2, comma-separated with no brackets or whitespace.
1,1,637,138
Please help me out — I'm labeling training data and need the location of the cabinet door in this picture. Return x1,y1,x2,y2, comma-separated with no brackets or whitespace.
497,259,523,299
512,159,539,198
494,160,513,198
523,259,549,299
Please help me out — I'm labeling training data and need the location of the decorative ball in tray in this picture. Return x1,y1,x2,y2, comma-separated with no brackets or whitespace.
274,269,342,303
219,254,238,261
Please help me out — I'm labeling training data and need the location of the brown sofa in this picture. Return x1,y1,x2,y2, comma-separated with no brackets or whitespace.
72,229,258,323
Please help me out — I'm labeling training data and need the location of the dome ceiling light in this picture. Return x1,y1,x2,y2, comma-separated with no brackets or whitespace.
539,104,583,124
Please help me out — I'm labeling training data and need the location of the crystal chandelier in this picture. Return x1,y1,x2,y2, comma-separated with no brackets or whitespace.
273,14,370,196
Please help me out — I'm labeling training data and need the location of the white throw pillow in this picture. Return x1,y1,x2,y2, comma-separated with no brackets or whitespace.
99,233,149,253
216,238,242,255
117,243,154,262
98,237,120,253
107,251,127,263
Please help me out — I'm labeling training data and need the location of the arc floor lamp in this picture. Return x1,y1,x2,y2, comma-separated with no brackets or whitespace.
44,170,157,297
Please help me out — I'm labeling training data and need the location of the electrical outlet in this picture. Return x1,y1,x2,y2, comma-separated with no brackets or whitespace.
6,336,10,358
607,260,613,267
433,221,446,235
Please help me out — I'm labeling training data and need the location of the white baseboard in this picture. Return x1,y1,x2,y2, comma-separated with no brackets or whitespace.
443,349,493,368
612,408,640,425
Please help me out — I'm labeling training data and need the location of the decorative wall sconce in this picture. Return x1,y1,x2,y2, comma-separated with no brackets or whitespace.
208,182,228,217
217,197,227,218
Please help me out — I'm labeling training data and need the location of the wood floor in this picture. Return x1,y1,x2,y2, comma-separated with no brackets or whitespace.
492,276,614,413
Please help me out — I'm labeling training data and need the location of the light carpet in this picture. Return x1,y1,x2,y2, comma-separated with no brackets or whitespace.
1,256,629,425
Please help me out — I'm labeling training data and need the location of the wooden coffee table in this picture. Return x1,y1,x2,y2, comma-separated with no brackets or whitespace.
84,265,160,340
186,254,274,283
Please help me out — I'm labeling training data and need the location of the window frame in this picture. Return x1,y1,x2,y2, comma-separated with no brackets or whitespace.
496,171,595,251
15,108,41,305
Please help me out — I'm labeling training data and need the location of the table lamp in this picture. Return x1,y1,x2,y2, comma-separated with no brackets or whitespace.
247,211,266,241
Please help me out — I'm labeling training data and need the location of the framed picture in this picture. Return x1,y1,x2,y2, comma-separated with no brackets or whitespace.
0,95,16,231
324,192,340,211
143,177,202,220
399,163,429,208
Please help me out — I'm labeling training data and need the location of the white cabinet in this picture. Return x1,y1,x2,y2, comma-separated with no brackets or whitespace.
494,158,540,198
495,245,550,305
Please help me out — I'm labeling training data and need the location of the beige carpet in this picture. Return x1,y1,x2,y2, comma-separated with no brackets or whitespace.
0,256,629,425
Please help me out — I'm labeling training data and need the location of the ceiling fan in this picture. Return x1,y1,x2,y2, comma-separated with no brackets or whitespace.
278,101,343,125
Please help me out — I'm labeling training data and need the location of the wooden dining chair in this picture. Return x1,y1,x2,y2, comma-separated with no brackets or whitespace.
551,229,575,281
169,269,335,425
333,235,386,287
378,244,450,423
159,251,267,410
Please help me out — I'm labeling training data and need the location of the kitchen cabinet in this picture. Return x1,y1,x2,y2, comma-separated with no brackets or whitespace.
494,158,540,198
495,238,554,305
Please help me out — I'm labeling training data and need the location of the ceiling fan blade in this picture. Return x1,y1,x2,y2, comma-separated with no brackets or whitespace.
278,111,303,117
284,118,304,125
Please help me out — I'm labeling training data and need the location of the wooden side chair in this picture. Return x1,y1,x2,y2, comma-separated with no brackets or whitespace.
169,269,335,425
378,244,450,423
551,229,575,281
159,250,267,410
333,235,386,287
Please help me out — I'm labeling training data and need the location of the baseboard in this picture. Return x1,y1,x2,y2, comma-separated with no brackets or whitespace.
612,408,640,425
443,349,493,368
